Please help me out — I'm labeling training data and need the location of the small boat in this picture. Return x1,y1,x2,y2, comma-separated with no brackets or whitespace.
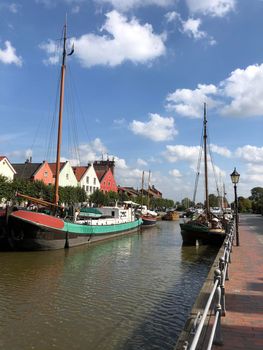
162,210,180,221
180,103,226,246
8,24,142,251
139,171,157,228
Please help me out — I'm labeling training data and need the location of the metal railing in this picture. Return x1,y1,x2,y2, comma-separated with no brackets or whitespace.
183,220,235,350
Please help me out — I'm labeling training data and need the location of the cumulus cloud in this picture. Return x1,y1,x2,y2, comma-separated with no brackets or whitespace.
130,113,177,141
71,11,166,67
95,0,175,12
220,64,263,117
165,11,180,23
210,144,231,157
169,168,182,177
164,145,200,163
166,84,219,118
78,138,108,163
137,158,148,166
167,62,263,118
0,41,22,66
181,18,206,39
235,145,263,163
186,0,236,17
39,39,60,65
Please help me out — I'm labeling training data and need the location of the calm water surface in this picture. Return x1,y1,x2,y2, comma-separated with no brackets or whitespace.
0,221,218,350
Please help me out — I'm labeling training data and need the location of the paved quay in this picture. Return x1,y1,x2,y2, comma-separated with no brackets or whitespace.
212,214,263,350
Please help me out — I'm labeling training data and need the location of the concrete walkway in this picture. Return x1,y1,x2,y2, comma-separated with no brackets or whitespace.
213,214,263,350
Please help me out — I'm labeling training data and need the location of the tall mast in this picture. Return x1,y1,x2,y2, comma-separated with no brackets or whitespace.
141,171,145,207
54,24,67,205
203,102,210,216
147,170,151,208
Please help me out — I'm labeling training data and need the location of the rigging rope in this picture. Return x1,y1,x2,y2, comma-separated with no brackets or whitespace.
192,127,204,204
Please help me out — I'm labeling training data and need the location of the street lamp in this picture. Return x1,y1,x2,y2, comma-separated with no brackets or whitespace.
230,168,240,246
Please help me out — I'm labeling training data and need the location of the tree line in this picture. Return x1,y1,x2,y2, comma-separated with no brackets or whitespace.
0,175,175,209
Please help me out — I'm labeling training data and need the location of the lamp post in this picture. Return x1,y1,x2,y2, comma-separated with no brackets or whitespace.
230,168,240,246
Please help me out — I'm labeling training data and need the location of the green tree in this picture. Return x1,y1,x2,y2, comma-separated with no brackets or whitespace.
238,196,252,213
249,187,263,214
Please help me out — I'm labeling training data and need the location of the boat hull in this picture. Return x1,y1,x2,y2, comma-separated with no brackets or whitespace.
8,210,142,251
180,222,226,246
141,215,157,228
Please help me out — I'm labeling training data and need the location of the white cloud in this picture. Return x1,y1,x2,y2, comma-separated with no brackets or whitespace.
164,145,200,163
39,39,60,65
165,11,180,23
166,84,219,118
78,138,108,163
235,145,263,163
71,10,166,67
186,0,236,17
130,113,177,141
137,158,148,166
166,63,263,118
0,41,22,66
169,168,182,177
220,64,263,117
95,0,175,12
210,144,231,157
181,18,206,39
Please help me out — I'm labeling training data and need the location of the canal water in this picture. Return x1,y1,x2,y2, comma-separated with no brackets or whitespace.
0,221,218,350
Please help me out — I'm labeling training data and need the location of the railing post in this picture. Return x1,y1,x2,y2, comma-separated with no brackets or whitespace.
218,258,226,316
213,269,223,346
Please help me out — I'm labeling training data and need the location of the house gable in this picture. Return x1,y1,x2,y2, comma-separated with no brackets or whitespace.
73,164,100,196
32,161,54,185
0,156,16,181
99,168,118,193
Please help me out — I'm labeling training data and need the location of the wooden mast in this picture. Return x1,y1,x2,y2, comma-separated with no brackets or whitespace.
141,171,145,208
147,170,151,209
203,102,210,217
54,23,67,205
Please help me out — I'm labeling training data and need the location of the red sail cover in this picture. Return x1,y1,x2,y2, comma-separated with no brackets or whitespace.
12,211,65,229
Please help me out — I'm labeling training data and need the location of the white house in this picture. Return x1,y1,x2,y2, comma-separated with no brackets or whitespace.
49,161,78,187
73,163,100,196
0,156,16,181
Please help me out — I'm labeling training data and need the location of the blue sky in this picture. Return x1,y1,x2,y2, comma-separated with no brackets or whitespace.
1,0,263,203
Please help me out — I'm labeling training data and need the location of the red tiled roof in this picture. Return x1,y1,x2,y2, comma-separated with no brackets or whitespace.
0,156,6,161
72,166,88,181
95,169,106,182
48,162,66,176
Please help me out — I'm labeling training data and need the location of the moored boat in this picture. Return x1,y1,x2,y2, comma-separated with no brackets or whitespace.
8,205,142,250
162,210,180,221
180,103,227,246
7,24,142,251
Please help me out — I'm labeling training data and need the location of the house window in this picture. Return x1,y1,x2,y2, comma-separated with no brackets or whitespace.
44,171,48,178
66,173,69,180
108,182,111,186
93,178,96,185
90,186,93,193
86,177,89,184
86,185,89,192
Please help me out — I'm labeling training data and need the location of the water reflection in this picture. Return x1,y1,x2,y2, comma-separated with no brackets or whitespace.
0,221,217,350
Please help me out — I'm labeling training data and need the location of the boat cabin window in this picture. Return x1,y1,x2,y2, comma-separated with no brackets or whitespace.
112,211,115,217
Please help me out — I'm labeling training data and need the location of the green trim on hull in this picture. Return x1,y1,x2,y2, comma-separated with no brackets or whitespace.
63,219,142,235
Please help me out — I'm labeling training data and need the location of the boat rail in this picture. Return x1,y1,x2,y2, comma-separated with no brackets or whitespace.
181,219,235,350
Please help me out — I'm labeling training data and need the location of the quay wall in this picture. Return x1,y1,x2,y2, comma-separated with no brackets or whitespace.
174,243,225,350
